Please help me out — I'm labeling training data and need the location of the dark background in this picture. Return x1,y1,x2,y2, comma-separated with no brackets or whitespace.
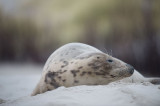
0,0,160,77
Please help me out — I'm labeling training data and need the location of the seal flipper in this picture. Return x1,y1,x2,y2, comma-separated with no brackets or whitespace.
31,82,41,96
146,78,160,85
31,78,48,96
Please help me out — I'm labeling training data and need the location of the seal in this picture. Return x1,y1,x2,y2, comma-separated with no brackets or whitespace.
31,43,160,96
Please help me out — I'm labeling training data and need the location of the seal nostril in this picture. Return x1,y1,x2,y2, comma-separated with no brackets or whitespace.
126,64,134,74
130,69,134,74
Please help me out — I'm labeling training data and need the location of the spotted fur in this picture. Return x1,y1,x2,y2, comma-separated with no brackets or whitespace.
31,43,160,96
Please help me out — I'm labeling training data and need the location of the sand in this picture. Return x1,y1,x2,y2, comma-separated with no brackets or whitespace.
0,63,160,106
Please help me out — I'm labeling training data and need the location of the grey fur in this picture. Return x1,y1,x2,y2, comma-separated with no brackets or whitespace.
31,43,160,96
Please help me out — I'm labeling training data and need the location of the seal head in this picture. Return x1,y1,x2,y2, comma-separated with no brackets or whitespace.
72,52,134,85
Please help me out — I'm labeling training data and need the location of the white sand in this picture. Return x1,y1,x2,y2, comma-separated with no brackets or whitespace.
0,63,160,106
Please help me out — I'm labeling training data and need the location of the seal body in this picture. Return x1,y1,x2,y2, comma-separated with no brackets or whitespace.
31,43,160,96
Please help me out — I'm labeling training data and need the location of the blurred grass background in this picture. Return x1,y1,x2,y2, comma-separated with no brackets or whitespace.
0,0,160,76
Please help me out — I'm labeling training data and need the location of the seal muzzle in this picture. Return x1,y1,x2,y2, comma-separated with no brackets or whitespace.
126,64,134,74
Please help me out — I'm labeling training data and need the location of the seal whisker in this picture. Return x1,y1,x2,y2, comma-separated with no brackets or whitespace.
103,48,112,56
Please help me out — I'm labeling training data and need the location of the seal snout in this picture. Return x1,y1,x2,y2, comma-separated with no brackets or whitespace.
126,64,134,74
